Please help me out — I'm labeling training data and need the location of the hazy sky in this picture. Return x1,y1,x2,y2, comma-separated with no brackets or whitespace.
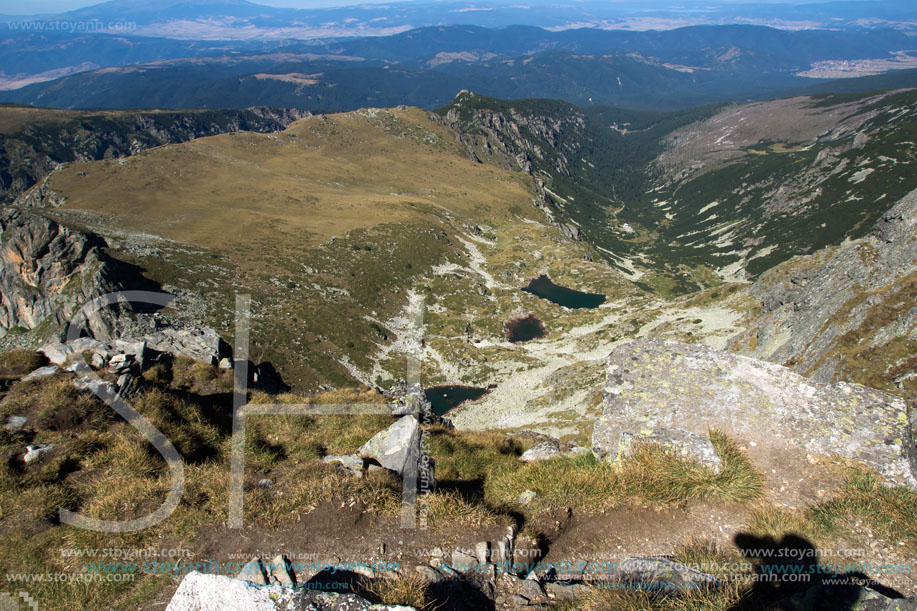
0,0,827,15
1,0,408,14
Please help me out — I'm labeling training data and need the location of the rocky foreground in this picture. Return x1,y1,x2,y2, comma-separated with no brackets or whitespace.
593,338,916,490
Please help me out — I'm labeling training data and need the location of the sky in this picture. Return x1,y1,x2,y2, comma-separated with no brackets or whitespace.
0,0,831,15
0,0,405,14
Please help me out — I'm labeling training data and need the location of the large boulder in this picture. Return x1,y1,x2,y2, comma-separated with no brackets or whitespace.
358,415,421,476
165,572,415,611
592,339,916,488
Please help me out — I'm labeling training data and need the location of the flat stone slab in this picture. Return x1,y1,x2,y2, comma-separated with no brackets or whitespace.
22,365,59,382
592,339,916,487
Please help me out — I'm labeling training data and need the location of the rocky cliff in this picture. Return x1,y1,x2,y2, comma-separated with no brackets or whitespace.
437,90,588,178
731,186,917,402
0,106,310,205
434,91,593,236
0,208,151,344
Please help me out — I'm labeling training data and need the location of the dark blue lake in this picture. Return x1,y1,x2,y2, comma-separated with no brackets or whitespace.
522,275,605,309
425,385,490,416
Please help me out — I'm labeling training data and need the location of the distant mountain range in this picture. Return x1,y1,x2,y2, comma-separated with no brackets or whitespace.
1,23,915,111
5,0,917,39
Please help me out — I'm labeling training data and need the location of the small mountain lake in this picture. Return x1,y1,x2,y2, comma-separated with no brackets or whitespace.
425,385,491,416
522,275,605,309
504,312,547,343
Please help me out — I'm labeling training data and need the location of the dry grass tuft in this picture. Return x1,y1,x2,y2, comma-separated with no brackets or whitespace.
622,431,763,506
484,430,763,512
809,469,917,553
0,349,47,378
420,489,503,529
357,572,439,610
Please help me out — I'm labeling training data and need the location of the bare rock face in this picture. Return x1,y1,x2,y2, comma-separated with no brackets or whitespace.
734,186,917,383
592,339,916,488
165,571,416,611
0,209,135,342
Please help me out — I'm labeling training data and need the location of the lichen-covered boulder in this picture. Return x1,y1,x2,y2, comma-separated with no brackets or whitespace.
592,339,916,487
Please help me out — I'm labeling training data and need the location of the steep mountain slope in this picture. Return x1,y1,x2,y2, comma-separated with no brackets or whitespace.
730,186,917,403
642,89,917,278
0,208,155,343
437,88,917,291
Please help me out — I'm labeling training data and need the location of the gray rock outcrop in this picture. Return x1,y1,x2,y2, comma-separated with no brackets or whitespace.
39,329,226,370
145,328,229,366
592,339,916,488
733,186,917,384
0,208,132,342
519,441,560,462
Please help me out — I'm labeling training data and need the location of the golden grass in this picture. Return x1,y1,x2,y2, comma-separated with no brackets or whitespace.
483,431,763,512
0,375,110,432
565,582,748,611
0,348,47,377
808,469,917,553
245,460,401,527
623,431,764,505
49,108,534,261
745,506,819,542
0,105,84,134
420,489,503,529
550,540,754,611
